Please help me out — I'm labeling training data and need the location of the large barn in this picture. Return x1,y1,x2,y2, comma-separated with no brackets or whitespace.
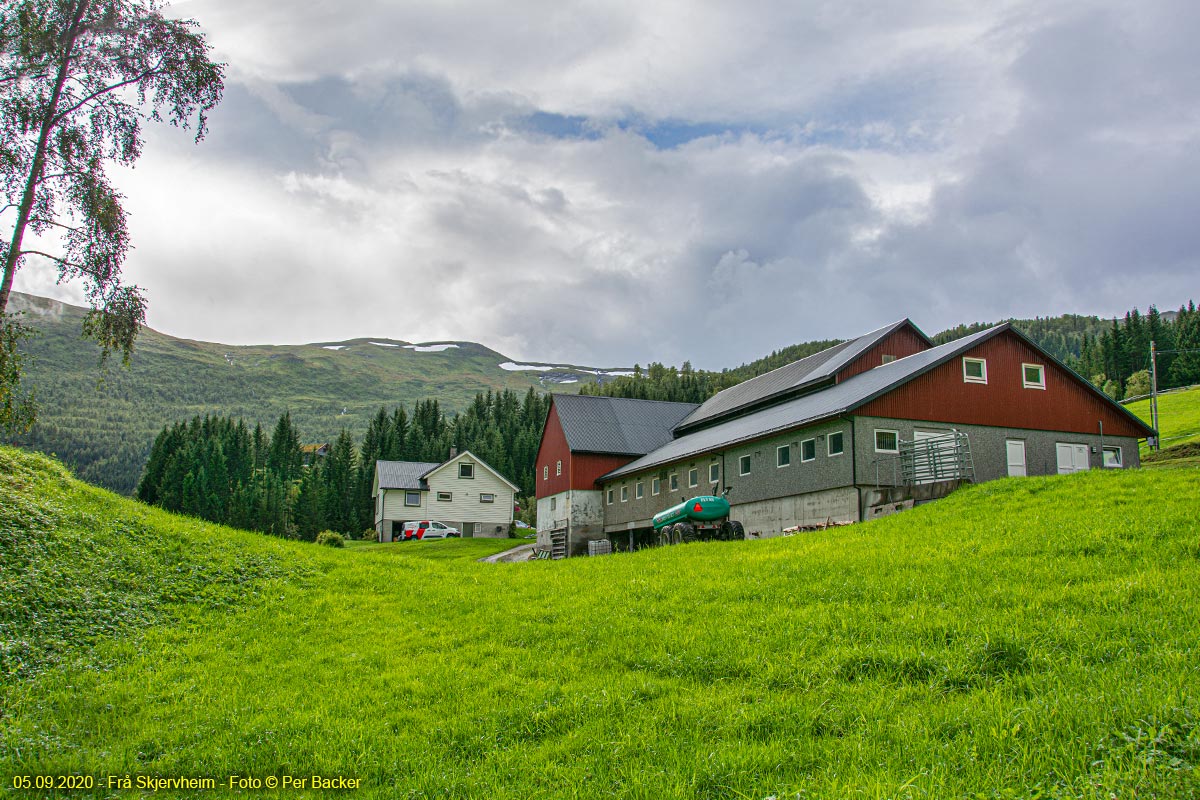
536,320,1155,555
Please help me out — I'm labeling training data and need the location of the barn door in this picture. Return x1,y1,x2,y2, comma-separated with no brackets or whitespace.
1006,440,1027,477
1056,443,1090,474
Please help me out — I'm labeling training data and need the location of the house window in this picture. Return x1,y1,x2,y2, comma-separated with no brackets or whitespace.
1023,363,1046,390
652,477,660,495
459,463,474,479
828,431,844,456
621,486,629,502
669,473,679,491
1103,447,1122,468
739,455,751,475
471,522,481,535
556,460,562,476
480,493,495,503
635,481,644,499
404,491,421,506
709,463,719,483
875,429,899,453
963,357,987,384
801,439,816,462
436,491,452,502
688,468,698,488
777,445,791,468
607,489,614,505
543,465,548,480
881,354,896,364
550,497,556,511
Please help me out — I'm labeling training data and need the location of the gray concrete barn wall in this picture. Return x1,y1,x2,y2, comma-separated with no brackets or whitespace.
537,489,606,554
600,419,855,534
851,415,1141,486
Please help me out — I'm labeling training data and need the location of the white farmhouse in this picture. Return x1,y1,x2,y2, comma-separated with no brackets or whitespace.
372,450,518,541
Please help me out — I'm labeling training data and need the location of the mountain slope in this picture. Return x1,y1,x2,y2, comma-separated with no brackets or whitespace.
4,292,630,494
3,447,1199,797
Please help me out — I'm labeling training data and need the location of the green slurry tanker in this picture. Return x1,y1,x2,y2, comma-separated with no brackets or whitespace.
652,495,745,545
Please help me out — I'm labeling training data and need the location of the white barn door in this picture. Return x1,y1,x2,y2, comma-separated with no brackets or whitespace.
1056,443,1090,474
1006,440,1027,477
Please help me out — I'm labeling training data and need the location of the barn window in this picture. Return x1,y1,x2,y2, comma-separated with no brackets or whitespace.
652,477,660,495
405,491,421,506
556,460,562,476
1103,447,1123,468
607,489,614,505
709,463,720,483
828,431,844,456
459,463,475,479
437,491,452,502
550,497,556,511
635,481,644,499
801,439,816,462
875,429,899,453
1022,363,1046,390
669,473,679,491
739,455,751,476
621,486,629,502
480,493,495,503
962,357,987,384
881,354,896,364
543,465,548,480
688,468,698,488
777,445,791,468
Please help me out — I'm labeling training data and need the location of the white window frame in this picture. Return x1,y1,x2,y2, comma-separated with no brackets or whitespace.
709,463,720,483
635,481,644,499
828,431,844,457
404,491,422,507
652,477,660,496
543,465,548,480
739,455,751,476
688,468,698,488
436,491,452,502
777,444,791,468
471,522,482,535
621,485,629,502
800,438,816,463
1022,363,1046,390
963,357,988,384
556,459,562,476
459,463,475,479
607,488,614,505
1103,446,1123,468
875,429,900,454
669,473,679,491
479,493,495,503
550,496,556,511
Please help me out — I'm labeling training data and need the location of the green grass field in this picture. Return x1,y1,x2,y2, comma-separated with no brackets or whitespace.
3,446,1199,798
1128,385,1200,449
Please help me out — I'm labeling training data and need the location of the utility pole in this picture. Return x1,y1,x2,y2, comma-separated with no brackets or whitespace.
1150,340,1160,451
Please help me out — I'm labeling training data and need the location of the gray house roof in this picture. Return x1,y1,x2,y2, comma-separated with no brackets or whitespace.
553,394,699,456
602,325,1005,481
674,319,929,435
375,460,442,491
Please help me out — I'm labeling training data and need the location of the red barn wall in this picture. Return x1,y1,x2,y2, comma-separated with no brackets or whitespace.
838,326,931,381
536,401,639,497
855,330,1149,438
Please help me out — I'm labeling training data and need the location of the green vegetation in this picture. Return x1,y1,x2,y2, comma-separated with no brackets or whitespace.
4,447,1199,797
1128,386,1200,467
3,293,578,495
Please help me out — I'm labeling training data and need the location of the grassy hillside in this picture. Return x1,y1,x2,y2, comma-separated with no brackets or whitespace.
4,292,625,495
3,448,1199,798
1128,385,1200,454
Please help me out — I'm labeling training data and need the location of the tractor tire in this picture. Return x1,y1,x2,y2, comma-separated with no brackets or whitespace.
730,521,746,540
678,522,698,543
658,528,673,547
718,521,734,541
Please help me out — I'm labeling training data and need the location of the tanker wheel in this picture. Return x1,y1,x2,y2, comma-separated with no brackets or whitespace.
730,521,745,540
657,528,673,547
678,522,698,543
718,521,734,541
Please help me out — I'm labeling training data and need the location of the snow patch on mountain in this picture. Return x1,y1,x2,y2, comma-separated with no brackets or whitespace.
404,343,459,352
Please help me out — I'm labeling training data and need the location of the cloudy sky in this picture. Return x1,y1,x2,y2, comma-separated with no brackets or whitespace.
21,0,1200,369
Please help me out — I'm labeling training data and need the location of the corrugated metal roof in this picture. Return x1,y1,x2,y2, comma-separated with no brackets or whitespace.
553,394,699,455
602,325,1003,480
375,460,443,490
674,319,918,433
